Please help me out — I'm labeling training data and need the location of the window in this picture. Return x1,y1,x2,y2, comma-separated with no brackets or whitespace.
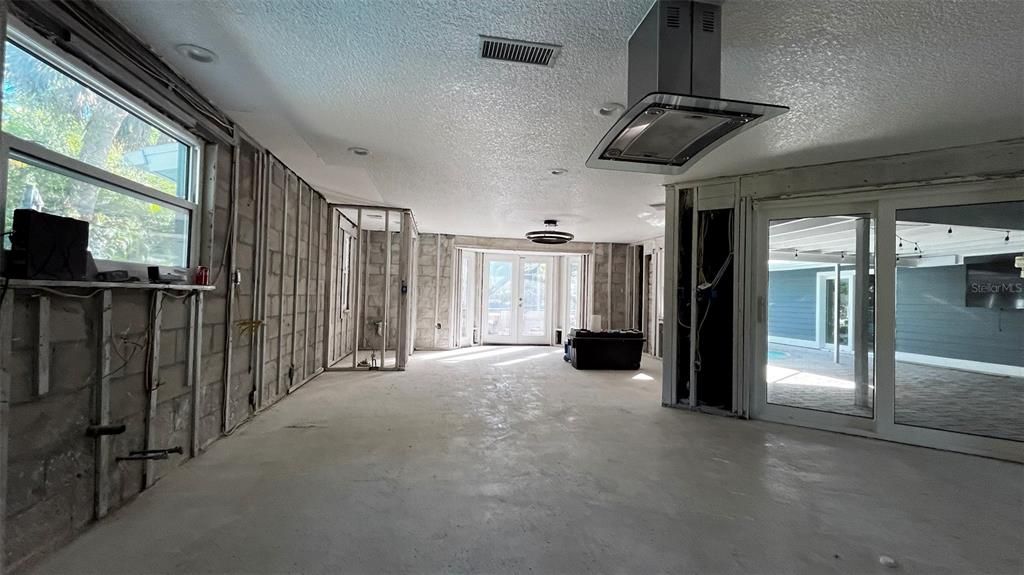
3,32,197,267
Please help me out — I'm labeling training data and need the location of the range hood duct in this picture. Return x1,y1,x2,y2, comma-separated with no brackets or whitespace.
587,0,788,175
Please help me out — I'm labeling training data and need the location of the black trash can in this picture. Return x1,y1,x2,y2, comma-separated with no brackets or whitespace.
567,330,646,370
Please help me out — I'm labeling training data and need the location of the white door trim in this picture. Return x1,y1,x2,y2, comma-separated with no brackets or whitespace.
481,253,553,345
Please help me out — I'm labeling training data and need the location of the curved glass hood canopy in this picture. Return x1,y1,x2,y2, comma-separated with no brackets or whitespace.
587,0,789,176
586,93,789,175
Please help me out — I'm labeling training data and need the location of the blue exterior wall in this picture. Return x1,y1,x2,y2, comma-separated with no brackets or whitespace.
767,267,827,342
767,265,1024,366
896,265,1023,366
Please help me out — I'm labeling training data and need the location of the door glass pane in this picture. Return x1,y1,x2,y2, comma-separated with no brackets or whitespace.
766,215,875,417
460,254,474,341
894,201,1023,441
520,261,547,337
486,260,513,337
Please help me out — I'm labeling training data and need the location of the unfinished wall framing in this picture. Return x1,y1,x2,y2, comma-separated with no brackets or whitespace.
0,2,337,570
325,205,419,371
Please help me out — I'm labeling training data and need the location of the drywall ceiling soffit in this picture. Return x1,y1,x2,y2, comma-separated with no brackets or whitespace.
98,0,1024,242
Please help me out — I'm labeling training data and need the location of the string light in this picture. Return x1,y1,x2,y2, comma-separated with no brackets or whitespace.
947,226,953,234
1006,231,1011,242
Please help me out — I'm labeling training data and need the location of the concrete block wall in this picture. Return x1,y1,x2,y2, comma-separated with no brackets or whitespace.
262,161,286,402
414,233,455,349
1,6,335,570
197,144,233,450
359,230,403,352
589,242,630,330
412,236,632,351
224,141,259,430
2,145,238,570
259,169,329,394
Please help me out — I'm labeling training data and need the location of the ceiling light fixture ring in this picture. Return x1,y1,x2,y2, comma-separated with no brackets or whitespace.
526,219,574,245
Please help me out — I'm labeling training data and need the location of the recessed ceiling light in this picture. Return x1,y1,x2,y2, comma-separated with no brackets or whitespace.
593,102,624,117
175,43,217,63
348,147,370,156
549,168,567,175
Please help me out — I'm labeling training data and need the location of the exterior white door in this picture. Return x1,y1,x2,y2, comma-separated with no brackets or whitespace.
482,254,552,344
517,256,552,345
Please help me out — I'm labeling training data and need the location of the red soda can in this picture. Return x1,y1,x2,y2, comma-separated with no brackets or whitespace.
195,266,210,285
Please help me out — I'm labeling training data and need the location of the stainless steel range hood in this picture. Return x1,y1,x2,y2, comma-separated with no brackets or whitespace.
586,0,788,175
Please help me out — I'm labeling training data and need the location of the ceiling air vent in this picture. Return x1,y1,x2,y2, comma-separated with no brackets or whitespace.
479,36,562,67
666,6,681,28
701,9,716,32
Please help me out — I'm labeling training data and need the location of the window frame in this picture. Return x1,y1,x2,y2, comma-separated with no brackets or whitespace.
1,19,203,269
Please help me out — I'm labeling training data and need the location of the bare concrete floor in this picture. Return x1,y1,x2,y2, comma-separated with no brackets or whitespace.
30,346,1024,574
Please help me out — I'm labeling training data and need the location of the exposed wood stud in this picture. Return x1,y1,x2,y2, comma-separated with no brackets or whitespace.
222,143,240,433
0,274,13,572
252,150,265,411
382,212,392,366
95,290,113,518
290,182,302,387
276,170,290,397
302,189,314,379
323,208,336,369
36,296,50,396
433,233,440,348
315,201,327,371
144,291,163,488
352,210,363,369
188,293,204,457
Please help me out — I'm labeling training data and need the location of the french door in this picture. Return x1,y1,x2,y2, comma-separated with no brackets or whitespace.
483,254,552,345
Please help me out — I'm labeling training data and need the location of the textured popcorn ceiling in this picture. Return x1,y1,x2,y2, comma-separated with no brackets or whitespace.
98,0,1024,242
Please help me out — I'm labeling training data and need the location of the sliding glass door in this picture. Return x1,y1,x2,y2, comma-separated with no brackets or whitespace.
750,184,1023,461
756,205,876,426
483,254,553,345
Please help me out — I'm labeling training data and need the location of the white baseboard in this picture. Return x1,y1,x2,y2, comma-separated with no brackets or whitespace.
895,352,1024,378
768,336,819,349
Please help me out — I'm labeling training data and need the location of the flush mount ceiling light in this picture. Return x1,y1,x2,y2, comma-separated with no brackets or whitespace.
348,147,370,156
175,43,217,63
526,219,574,244
593,102,625,117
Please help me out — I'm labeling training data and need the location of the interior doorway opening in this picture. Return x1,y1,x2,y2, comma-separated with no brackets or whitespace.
325,205,419,371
